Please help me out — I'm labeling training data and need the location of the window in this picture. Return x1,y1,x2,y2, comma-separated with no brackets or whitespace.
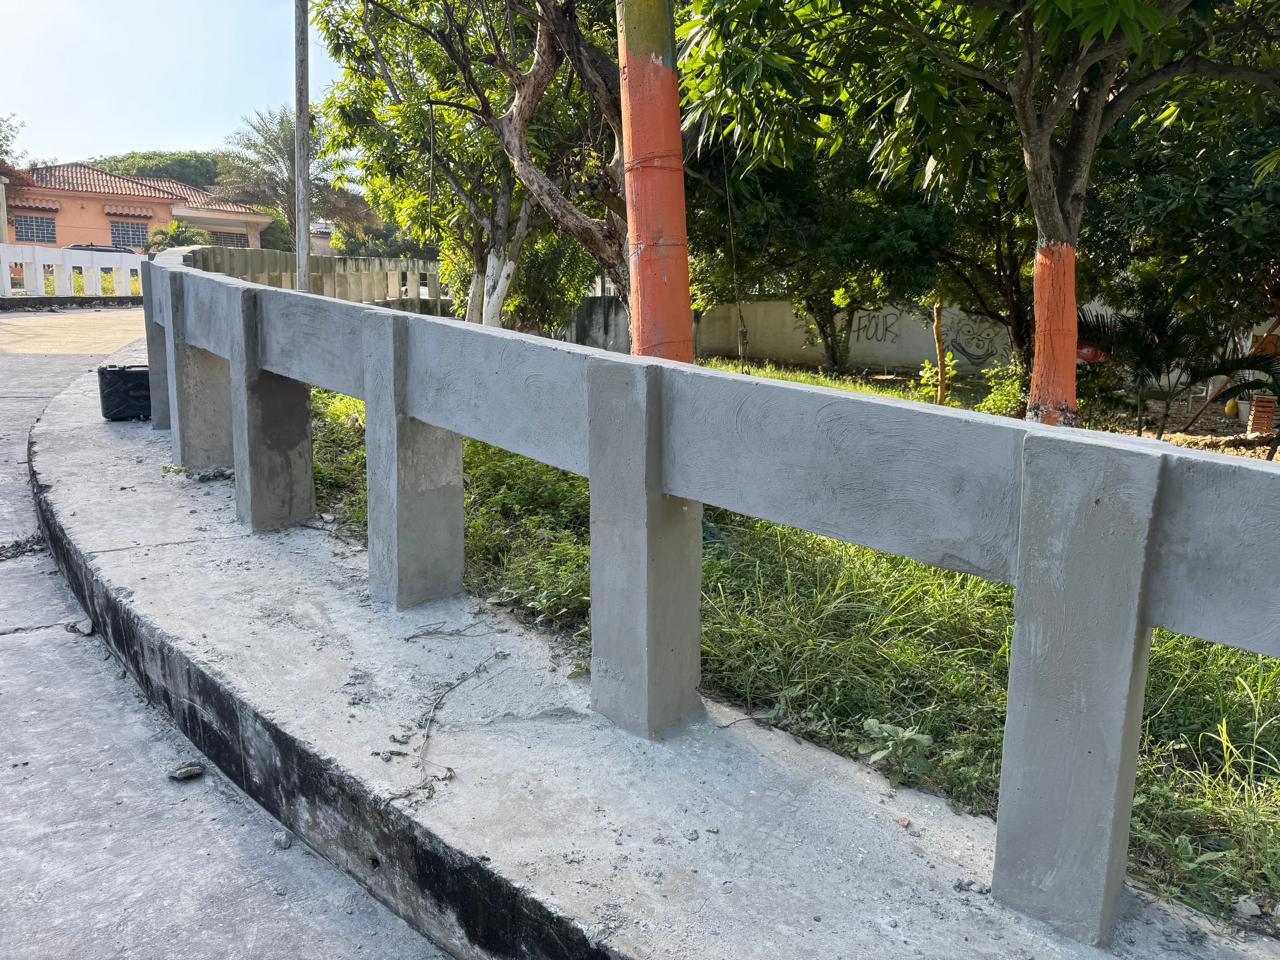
109,220,150,250
210,231,249,248
14,215,56,244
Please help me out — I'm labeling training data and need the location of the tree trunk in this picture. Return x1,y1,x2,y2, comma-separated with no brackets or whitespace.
1008,309,1032,373
465,266,485,326
480,195,534,328
1027,243,1078,425
481,252,512,327
932,302,947,404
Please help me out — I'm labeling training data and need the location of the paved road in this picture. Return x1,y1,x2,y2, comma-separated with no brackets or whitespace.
0,308,444,960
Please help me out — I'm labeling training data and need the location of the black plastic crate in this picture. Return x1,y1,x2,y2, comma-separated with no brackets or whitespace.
97,365,151,421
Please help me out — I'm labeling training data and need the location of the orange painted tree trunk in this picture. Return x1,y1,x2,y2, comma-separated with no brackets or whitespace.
1027,242,1078,426
616,0,695,361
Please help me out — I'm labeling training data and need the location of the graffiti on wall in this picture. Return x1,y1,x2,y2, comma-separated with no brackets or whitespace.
851,309,903,344
948,314,1006,365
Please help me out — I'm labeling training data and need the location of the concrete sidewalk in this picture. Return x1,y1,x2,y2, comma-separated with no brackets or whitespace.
1,309,443,960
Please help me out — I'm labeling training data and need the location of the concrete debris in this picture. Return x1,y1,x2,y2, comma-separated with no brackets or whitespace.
1233,897,1262,918
168,761,205,782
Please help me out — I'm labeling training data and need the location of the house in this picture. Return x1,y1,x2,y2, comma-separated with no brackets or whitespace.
3,163,272,251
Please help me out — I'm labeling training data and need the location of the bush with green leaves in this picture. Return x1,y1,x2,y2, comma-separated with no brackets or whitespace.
974,359,1026,419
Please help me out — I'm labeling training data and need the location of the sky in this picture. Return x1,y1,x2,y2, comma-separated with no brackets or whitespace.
1,0,344,163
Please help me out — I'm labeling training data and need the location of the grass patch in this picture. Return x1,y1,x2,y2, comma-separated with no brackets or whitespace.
310,374,1280,924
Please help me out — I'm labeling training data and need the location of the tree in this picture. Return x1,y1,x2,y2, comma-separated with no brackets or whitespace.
686,141,947,369
331,221,434,259
258,207,293,251
216,107,373,240
0,114,33,184
1085,99,1280,336
316,0,633,308
321,34,538,328
505,228,600,335
684,0,1280,424
93,151,225,188
147,221,212,252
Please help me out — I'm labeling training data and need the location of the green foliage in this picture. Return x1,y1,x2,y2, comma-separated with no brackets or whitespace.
974,359,1027,419
146,220,211,252
0,113,31,182
1078,272,1262,438
43,269,135,297
316,0,629,321
92,150,225,188
331,221,432,259
912,352,959,405
310,391,369,529
257,207,292,251
686,142,948,370
857,719,934,784
218,107,371,237
505,231,599,335
1086,104,1280,334
311,377,1280,916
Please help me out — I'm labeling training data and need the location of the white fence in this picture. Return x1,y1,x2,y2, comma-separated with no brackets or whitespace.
183,245,443,311
0,243,142,298
140,254,1280,949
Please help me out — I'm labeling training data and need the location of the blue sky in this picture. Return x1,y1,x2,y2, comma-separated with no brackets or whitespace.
1,0,343,163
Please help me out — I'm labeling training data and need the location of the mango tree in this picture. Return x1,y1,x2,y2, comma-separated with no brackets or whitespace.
683,0,1280,424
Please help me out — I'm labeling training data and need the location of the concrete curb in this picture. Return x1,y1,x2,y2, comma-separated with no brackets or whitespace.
29,417,613,960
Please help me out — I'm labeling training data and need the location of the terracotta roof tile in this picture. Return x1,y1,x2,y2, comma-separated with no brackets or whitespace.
130,176,261,216
26,163,266,219
103,204,155,218
9,195,61,211
29,163,183,199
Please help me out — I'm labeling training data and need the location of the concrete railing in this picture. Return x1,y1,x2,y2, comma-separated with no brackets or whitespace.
182,245,444,313
139,257,1280,949
1,242,141,297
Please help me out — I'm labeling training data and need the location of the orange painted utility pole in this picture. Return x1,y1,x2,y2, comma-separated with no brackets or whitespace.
616,0,695,362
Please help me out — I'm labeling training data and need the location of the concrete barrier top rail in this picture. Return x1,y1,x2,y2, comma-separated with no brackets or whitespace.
141,256,1279,950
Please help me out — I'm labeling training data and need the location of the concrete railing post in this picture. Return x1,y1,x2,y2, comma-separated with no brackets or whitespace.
229,287,315,530
164,272,234,469
587,358,703,738
993,432,1163,946
362,311,464,608
140,262,171,429
52,258,72,297
22,256,41,295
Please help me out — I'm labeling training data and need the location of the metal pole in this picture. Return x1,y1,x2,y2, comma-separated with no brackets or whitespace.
616,0,693,361
294,0,311,292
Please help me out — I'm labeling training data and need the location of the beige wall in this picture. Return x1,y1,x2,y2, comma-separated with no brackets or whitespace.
698,300,1011,371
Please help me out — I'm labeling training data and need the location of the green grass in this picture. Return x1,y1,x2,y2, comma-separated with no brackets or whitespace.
310,368,1280,924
